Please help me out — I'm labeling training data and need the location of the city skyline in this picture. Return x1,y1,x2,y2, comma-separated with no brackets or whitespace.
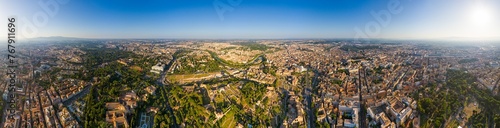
1,0,500,40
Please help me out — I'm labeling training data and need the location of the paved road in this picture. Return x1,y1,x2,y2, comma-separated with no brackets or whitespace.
62,85,91,106
36,91,48,127
304,69,319,128
60,85,91,125
157,51,179,86
155,50,181,127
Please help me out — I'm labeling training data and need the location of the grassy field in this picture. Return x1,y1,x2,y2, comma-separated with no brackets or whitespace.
166,72,218,83
130,65,143,72
464,102,481,119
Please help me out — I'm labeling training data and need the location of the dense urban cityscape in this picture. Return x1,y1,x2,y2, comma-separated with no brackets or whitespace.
0,39,499,128
2,0,500,127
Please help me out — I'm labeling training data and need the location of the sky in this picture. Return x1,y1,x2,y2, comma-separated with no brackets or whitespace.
1,0,500,40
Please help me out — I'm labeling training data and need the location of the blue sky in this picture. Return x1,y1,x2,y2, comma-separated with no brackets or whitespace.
1,0,499,39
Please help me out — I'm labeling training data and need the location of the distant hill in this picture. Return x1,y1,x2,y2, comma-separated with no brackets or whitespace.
27,36,83,41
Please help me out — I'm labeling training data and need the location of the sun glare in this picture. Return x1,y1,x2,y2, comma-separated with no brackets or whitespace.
469,3,493,26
